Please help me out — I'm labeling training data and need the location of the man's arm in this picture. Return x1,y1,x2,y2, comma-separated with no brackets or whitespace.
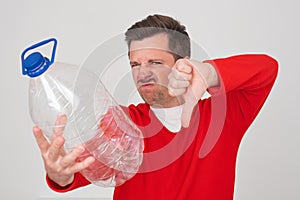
205,54,278,125
168,54,278,128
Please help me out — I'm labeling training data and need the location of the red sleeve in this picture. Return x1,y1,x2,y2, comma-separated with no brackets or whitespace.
206,54,278,128
46,172,91,193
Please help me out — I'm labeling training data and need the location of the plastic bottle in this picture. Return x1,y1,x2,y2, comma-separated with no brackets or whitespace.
21,38,144,187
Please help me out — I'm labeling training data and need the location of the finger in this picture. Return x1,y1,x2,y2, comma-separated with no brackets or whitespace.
169,79,190,89
175,59,193,73
53,114,67,137
172,69,192,81
168,73,190,97
181,99,197,128
60,145,85,168
168,87,186,97
33,126,50,154
181,91,199,128
69,156,95,174
47,136,65,161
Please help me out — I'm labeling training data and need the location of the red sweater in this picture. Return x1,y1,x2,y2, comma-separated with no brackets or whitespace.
46,54,278,200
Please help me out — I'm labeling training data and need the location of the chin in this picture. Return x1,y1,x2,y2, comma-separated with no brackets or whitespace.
141,97,155,106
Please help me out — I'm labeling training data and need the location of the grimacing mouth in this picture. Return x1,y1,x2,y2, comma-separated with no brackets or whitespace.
137,78,156,87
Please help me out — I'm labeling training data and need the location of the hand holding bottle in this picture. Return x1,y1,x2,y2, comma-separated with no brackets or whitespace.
23,38,144,187
32,114,95,187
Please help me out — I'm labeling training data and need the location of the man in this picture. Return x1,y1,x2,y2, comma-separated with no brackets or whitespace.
33,14,278,199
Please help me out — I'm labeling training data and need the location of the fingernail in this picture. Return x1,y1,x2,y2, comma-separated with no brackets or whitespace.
60,116,67,124
87,156,95,163
55,137,63,145
77,145,85,153
55,140,62,146
33,126,39,132
58,112,67,120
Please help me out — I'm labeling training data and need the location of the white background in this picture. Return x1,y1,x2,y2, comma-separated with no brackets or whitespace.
1,0,299,199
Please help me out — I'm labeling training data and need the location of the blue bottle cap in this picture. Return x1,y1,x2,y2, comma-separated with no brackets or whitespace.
21,38,57,78
22,52,50,77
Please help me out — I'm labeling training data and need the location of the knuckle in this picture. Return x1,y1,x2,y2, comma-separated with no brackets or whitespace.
170,81,179,89
53,162,65,173
173,71,181,79
170,69,177,77
176,63,184,71
168,80,174,87
184,80,190,87
60,158,69,167
38,140,49,151
173,81,180,88
47,150,55,159
168,73,174,82
176,80,187,88
71,163,83,173
173,88,182,96
176,58,185,64
63,167,72,175
71,147,82,158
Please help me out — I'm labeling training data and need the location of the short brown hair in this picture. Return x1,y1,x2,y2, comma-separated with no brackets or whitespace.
125,14,191,60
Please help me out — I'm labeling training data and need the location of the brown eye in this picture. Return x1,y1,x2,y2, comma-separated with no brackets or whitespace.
151,61,162,65
131,63,140,68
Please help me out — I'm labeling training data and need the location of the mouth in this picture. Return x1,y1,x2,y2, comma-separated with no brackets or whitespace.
137,78,156,88
139,83,155,91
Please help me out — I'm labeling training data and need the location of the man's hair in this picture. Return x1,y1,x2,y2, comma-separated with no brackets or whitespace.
125,14,191,60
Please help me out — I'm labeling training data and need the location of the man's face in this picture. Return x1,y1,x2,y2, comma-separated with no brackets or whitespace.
129,33,181,108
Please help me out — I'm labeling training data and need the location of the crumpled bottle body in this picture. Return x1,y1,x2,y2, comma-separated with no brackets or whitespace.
29,62,144,187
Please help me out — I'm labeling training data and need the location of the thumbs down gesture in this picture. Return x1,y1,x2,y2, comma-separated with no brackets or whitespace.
168,58,219,128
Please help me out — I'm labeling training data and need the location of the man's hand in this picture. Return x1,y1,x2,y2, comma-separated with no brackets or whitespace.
168,58,218,128
33,114,95,187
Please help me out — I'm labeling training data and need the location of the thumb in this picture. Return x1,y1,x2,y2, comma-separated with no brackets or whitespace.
181,95,198,128
180,59,208,128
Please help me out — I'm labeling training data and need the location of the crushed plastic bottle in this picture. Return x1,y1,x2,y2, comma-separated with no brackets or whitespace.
21,38,144,187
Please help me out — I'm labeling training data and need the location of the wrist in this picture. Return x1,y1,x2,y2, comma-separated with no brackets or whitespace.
190,60,220,89
48,174,74,187
204,62,220,88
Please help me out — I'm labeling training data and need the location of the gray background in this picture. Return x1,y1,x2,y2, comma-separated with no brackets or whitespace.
1,0,299,199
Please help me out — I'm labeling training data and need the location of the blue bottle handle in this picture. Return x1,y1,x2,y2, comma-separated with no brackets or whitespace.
21,38,57,75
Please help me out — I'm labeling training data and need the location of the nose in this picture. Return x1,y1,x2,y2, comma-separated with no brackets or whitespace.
137,64,153,80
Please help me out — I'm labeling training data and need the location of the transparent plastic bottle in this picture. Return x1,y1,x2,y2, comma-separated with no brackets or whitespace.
21,38,144,187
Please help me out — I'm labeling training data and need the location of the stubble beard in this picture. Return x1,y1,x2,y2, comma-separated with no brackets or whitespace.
139,85,179,108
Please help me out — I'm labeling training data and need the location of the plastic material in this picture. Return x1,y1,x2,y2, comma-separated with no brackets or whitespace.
21,38,144,187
